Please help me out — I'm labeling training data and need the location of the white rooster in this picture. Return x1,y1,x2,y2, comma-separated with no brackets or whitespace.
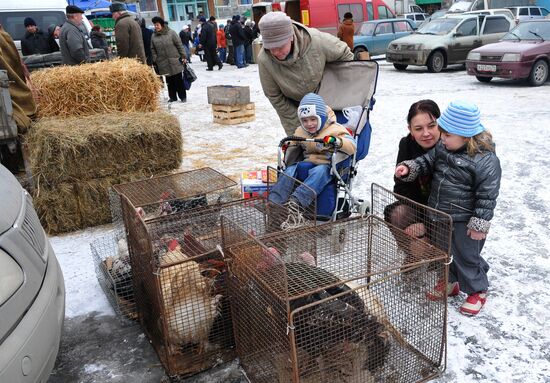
159,239,221,354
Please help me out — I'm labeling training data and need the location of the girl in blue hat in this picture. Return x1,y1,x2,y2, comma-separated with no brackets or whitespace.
395,100,501,316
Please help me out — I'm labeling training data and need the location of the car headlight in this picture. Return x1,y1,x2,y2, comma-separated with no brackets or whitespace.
502,53,521,62
467,52,481,61
0,249,24,305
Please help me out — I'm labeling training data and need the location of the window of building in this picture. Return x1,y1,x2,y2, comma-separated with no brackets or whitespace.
138,0,158,12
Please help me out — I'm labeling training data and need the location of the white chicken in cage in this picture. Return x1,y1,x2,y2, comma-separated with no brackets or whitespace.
159,239,221,354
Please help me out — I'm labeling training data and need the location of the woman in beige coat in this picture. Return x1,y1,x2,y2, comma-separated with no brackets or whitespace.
151,16,187,102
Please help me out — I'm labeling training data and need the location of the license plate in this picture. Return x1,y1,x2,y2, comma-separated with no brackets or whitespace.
477,64,496,72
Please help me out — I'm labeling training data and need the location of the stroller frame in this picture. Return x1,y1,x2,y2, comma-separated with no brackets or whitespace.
274,60,380,221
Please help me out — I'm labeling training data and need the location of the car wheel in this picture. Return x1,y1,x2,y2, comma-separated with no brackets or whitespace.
476,76,492,83
393,63,408,70
427,51,445,73
354,47,368,60
528,59,548,86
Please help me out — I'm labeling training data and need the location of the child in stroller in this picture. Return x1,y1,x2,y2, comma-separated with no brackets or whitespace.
269,93,357,229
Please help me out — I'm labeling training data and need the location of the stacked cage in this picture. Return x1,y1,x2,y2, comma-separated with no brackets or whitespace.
92,168,238,323
90,231,137,321
116,169,317,377
222,184,453,383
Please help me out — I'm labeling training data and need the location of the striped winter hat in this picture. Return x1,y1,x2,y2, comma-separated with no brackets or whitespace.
297,93,327,133
438,100,485,137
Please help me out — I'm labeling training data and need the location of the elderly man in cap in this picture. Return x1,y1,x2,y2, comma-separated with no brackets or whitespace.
21,17,52,56
257,12,353,136
110,2,146,63
59,5,90,65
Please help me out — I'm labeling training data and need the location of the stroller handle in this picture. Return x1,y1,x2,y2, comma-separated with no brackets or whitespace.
278,136,336,148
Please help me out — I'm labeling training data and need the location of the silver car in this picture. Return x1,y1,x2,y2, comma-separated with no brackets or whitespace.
0,164,65,382
386,14,514,72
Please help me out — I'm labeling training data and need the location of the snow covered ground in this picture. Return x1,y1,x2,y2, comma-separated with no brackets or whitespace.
49,59,550,382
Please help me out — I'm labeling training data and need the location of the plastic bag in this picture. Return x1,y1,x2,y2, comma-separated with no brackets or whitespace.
342,105,363,132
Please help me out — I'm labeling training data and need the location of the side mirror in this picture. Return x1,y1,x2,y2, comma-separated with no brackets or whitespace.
453,31,463,37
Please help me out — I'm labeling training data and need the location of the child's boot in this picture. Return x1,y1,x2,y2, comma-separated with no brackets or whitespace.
426,280,460,301
459,292,487,316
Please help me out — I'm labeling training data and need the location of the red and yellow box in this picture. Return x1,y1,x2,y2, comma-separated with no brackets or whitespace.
241,169,277,199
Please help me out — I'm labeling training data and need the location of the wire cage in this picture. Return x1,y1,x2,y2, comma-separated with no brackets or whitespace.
222,199,452,383
118,186,317,378
109,167,239,232
90,231,137,322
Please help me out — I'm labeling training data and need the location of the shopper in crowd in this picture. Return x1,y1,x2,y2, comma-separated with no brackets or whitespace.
21,17,52,55
244,20,256,64
46,24,61,52
217,24,227,63
59,5,89,65
229,15,247,68
151,16,187,103
139,18,153,66
337,12,354,49
224,20,234,65
179,25,192,63
110,2,146,63
90,25,110,58
200,16,223,71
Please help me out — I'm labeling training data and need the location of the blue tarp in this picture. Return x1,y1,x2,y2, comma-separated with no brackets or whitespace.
67,0,138,13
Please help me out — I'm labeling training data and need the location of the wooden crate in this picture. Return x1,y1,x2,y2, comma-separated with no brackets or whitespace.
212,103,255,125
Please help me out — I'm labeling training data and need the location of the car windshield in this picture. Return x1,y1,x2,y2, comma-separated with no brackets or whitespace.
359,23,376,36
502,21,550,41
417,18,461,35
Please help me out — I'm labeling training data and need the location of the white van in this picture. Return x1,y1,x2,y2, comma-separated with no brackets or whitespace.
0,0,92,52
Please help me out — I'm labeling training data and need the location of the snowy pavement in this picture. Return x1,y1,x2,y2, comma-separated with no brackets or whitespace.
49,59,550,382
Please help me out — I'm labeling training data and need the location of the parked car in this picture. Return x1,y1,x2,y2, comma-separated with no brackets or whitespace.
0,164,65,382
466,20,550,85
403,12,429,26
353,18,417,57
423,9,448,24
272,0,396,36
464,8,516,24
507,6,549,23
386,14,514,72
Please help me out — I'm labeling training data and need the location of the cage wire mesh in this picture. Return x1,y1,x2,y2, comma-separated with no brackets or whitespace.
223,203,452,383
109,167,239,233
100,168,239,322
119,186,317,378
90,231,137,322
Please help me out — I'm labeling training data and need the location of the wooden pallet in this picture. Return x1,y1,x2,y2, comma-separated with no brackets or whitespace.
212,103,255,125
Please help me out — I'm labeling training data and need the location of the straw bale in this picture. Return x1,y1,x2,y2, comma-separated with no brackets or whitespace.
34,170,162,234
27,112,182,187
31,58,162,118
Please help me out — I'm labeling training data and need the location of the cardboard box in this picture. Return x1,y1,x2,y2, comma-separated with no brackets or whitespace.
241,169,276,199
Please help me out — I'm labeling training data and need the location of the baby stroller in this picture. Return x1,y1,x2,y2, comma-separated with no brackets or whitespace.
270,60,379,222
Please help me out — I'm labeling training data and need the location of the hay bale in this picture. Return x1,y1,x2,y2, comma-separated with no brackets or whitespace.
34,170,162,234
27,112,182,187
31,58,161,118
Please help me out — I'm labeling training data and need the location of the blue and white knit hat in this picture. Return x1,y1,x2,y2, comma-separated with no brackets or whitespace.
297,93,327,133
438,100,485,137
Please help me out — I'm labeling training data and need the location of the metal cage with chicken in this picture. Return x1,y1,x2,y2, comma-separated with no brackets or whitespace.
90,231,137,322
118,182,317,378
109,167,240,232
222,191,453,383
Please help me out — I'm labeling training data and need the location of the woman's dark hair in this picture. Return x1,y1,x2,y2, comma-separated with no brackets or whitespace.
91,25,101,32
151,16,165,26
406,99,440,125
344,12,353,19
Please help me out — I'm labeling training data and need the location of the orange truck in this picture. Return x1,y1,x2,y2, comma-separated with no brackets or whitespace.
271,0,396,35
